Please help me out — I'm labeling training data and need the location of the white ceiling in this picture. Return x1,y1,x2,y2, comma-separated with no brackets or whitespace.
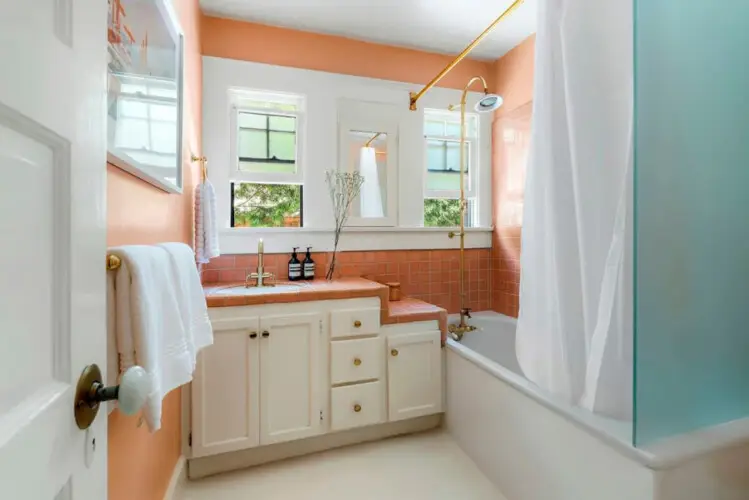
199,0,538,61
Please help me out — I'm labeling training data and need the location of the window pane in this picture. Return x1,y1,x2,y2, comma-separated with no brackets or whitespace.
269,132,296,161
445,122,461,138
425,120,445,136
151,122,177,154
150,103,177,122
446,142,462,172
118,99,148,118
232,183,302,228
427,140,446,171
424,198,476,227
238,129,268,158
238,112,267,129
238,161,297,174
269,115,296,132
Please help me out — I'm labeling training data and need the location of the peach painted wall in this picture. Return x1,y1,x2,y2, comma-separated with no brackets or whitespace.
201,16,492,92
107,1,202,499
490,35,535,316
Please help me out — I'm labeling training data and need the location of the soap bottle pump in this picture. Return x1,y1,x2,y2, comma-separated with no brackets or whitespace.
303,247,315,280
288,247,302,281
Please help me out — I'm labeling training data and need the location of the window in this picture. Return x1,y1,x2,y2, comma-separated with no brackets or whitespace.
424,109,478,227
231,182,302,228
229,90,305,227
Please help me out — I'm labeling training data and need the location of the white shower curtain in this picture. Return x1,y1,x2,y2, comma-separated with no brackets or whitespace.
515,0,633,419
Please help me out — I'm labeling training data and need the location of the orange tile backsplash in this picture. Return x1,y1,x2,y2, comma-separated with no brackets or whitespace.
202,249,492,315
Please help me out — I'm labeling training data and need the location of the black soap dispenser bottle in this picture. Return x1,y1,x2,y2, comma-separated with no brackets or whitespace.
303,247,315,280
288,247,302,281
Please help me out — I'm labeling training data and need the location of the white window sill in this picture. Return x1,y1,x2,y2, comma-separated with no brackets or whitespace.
219,226,493,254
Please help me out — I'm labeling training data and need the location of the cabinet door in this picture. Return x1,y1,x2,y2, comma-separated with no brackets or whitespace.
191,317,260,458
387,331,443,422
260,312,324,445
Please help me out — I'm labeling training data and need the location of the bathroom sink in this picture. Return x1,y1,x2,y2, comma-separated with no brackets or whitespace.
213,283,306,296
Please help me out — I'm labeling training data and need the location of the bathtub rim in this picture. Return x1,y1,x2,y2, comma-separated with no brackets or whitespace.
445,311,749,470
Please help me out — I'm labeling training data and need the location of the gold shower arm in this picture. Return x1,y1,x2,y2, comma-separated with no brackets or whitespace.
408,0,525,111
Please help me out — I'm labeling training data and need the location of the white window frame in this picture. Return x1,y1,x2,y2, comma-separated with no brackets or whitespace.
423,108,479,201
228,89,306,185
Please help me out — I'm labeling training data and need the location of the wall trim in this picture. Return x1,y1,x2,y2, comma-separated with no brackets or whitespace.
220,227,493,254
163,456,187,500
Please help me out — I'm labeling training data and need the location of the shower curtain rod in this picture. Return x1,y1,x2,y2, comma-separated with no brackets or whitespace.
408,0,525,111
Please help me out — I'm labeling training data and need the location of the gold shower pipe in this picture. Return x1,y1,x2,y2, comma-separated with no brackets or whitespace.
408,0,525,111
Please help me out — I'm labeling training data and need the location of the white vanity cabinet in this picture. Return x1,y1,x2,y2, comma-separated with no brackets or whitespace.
188,297,443,469
191,310,324,458
387,331,443,421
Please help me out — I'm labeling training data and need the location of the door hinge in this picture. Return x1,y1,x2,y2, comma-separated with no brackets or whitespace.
188,432,192,447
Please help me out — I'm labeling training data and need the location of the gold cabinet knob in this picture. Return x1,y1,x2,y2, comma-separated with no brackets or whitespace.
354,404,362,413
353,358,362,366
391,349,399,357
354,320,362,328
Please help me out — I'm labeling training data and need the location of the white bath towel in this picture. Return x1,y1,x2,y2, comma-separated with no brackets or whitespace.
195,180,220,264
157,242,213,359
109,245,211,431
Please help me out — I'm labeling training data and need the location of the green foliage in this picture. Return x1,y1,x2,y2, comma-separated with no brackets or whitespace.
233,183,301,227
424,198,461,227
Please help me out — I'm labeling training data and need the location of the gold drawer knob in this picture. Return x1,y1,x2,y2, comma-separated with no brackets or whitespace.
354,320,362,328
354,404,362,413
391,349,399,357
353,358,362,366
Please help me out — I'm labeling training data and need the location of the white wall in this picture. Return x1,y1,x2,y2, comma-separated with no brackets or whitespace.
203,56,493,253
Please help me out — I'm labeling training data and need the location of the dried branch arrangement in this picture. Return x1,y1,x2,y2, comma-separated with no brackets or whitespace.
325,170,364,280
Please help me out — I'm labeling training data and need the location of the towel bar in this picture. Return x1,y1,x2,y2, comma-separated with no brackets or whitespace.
106,254,121,270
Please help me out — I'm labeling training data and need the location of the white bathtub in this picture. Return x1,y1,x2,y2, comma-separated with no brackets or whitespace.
445,311,749,500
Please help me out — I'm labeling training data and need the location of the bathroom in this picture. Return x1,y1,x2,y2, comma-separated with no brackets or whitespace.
2,0,748,499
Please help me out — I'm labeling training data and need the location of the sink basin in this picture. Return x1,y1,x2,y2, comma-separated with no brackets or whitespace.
213,283,306,296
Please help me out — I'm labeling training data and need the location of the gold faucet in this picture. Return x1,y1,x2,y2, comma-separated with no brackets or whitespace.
245,238,275,288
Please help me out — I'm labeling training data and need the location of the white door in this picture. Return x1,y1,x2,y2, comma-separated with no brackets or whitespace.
387,331,443,421
0,1,108,499
191,318,260,458
259,313,323,445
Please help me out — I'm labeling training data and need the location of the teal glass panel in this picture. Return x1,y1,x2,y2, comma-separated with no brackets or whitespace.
634,0,749,445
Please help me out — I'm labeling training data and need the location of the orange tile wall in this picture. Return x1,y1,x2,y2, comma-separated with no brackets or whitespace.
203,249,492,314
106,1,202,499
490,35,536,317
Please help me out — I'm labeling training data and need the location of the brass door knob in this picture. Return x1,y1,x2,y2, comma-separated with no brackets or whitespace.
353,358,362,366
74,364,150,430
391,349,399,357
353,320,362,328
354,404,362,413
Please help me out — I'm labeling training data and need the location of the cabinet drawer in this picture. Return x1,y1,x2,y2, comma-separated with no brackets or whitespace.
330,381,385,431
330,308,380,338
331,337,383,385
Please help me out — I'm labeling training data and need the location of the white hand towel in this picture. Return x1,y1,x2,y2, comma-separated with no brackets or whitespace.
203,180,220,261
195,180,220,264
195,183,206,264
109,245,197,432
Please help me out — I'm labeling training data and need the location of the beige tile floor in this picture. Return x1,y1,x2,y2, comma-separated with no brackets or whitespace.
179,430,507,500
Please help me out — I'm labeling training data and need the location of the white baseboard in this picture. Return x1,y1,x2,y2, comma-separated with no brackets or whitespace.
163,456,187,500
188,414,442,479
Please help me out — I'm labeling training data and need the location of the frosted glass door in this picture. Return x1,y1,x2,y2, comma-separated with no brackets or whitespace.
634,1,749,445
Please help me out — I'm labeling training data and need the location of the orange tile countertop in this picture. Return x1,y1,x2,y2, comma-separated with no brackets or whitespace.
203,278,447,340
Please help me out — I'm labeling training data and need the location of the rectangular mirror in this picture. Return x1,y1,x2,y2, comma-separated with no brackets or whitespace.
338,101,399,227
106,0,184,193
348,131,388,219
